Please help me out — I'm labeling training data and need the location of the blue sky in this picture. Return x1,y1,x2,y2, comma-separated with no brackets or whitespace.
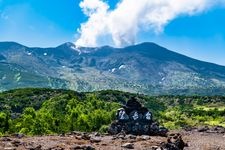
0,0,225,66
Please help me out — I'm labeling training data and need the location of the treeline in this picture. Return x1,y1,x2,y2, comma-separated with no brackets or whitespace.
1,88,225,135
0,92,120,135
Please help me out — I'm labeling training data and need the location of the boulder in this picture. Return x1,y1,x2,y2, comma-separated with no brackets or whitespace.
81,133,91,140
161,133,187,150
71,145,95,150
90,137,101,143
12,133,24,139
121,143,134,149
197,126,209,132
152,133,187,150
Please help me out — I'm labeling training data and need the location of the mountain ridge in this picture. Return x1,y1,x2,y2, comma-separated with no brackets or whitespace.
1,41,225,95
1,40,224,67
1,41,223,67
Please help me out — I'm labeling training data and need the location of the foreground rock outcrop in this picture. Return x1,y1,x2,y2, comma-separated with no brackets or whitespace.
108,97,168,136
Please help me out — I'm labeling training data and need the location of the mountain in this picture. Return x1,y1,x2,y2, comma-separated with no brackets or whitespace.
1,41,225,95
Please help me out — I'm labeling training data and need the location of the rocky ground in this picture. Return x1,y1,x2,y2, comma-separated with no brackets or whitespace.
1,126,225,150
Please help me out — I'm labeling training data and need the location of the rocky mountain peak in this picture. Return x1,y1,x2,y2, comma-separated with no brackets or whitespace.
1,41,225,95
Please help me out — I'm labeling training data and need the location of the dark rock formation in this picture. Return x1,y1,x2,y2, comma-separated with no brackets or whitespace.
108,97,168,136
160,133,187,150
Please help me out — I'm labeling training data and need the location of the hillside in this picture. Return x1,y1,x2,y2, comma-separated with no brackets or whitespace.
1,88,225,136
1,42,225,95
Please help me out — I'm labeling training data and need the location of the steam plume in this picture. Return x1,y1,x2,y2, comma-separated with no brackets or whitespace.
75,0,224,47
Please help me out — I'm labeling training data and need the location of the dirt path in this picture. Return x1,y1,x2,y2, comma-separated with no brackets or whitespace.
1,131,225,150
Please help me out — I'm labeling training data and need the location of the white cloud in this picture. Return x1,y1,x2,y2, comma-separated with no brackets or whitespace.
75,0,109,47
75,0,225,47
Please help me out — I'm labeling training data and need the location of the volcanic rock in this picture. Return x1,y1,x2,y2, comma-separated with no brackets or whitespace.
108,97,168,136
121,143,134,149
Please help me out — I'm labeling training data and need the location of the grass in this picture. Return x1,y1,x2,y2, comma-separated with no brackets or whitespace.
196,105,225,111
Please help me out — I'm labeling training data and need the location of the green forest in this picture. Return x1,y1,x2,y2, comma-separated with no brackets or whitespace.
1,88,225,136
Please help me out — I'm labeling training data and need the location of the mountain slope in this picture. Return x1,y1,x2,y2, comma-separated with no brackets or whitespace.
1,41,225,95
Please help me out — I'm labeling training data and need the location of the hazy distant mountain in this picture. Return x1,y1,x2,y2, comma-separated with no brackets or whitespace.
1,41,225,95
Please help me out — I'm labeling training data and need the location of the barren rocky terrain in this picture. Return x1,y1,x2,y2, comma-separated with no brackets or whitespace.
1,128,225,150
